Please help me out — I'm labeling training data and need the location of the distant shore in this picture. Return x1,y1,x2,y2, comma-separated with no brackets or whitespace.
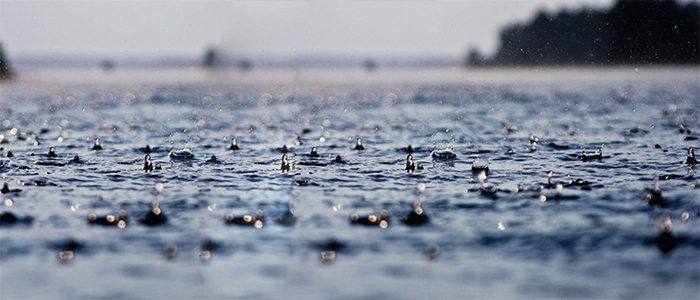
2,66,697,87
467,0,699,67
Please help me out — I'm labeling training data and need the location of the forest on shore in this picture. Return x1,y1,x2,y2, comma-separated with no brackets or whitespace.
467,0,700,67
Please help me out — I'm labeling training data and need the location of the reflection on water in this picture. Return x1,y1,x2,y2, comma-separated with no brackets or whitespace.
0,68,699,299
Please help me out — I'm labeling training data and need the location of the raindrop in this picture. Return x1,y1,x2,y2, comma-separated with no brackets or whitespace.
155,182,164,193
497,221,506,231
417,182,426,193
681,211,690,222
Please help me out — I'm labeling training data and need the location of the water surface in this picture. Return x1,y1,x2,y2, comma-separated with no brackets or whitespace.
1,67,699,299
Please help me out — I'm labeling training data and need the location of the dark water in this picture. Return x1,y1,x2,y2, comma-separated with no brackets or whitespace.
1,68,699,299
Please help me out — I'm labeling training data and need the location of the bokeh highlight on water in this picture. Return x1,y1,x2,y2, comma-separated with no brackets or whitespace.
0,67,698,299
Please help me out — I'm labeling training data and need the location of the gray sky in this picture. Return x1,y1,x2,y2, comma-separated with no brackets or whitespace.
0,0,614,58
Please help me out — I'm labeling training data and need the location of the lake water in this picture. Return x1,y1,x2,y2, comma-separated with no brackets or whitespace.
1,67,699,299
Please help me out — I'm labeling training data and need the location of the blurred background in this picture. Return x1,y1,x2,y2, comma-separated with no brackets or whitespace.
1,0,696,74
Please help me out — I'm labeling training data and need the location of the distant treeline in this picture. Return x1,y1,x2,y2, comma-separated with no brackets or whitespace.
468,0,700,67
0,43,11,79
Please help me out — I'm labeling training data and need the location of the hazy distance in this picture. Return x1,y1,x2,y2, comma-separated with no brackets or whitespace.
0,0,615,60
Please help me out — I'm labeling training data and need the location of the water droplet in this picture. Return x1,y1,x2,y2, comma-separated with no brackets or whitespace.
681,211,690,222
497,221,506,231
200,251,212,262
660,215,673,232
155,182,164,193
327,96,340,106
163,243,178,260
320,251,336,262
259,93,273,105
58,251,74,262
201,96,214,107
417,182,426,193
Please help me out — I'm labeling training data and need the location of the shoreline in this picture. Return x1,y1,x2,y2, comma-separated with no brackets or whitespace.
1,66,698,87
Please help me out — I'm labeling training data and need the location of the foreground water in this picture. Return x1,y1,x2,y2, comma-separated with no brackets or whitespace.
0,67,698,299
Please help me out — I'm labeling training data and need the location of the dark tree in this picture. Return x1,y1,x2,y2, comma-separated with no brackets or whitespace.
0,43,12,80
466,48,487,67
605,0,699,64
362,59,378,72
101,59,115,71
203,47,217,68
469,0,699,67
237,59,253,71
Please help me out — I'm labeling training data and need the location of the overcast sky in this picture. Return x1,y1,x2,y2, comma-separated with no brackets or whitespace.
0,0,615,58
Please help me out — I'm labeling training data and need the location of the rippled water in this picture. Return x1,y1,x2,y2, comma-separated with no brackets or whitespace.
1,68,699,299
